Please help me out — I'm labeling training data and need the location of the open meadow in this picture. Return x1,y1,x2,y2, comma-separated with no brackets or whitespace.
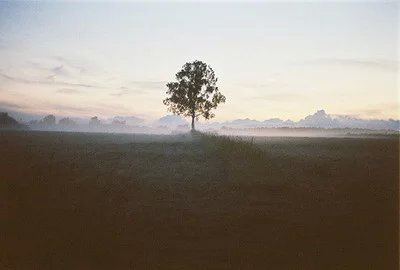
0,130,398,269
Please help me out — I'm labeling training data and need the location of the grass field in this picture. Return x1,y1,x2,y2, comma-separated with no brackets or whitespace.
0,130,398,269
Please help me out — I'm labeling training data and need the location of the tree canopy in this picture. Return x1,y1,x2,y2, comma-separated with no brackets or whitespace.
163,60,225,130
42,114,56,126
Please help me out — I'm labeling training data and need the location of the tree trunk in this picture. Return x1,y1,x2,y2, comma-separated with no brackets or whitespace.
191,115,195,131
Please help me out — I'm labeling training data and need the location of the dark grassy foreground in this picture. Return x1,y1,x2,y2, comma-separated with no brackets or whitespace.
0,130,398,269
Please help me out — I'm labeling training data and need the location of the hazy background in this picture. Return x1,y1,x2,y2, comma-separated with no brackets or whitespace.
0,1,398,123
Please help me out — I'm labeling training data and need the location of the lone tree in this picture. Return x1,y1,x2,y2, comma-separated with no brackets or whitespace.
163,60,226,131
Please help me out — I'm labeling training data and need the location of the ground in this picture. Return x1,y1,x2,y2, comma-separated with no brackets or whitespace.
0,130,398,269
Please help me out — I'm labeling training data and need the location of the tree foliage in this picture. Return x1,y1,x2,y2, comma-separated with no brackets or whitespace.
89,116,101,126
163,60,225,130
42,114,56,126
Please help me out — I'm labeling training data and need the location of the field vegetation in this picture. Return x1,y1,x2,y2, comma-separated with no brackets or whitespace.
0,130,398,269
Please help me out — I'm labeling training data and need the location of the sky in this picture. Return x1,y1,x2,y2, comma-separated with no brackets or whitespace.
0,1,398,122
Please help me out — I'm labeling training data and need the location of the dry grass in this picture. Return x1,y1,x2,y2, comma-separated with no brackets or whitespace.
0,130,398,269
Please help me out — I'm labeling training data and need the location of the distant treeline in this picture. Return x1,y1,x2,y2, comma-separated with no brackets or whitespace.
1,111,398,136
218,126,399,137
0,112,28,130
0,112,189,134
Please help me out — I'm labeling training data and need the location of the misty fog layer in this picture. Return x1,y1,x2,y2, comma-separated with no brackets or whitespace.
1,110,399,137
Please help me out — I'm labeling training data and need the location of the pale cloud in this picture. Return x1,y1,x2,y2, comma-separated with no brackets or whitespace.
0,71,97,88
303,58,398,72
110,89,130,97
0,101,28,110
56,88,84,94
0,96,131,118
51,56,87,74
247,93,306,102
355,103,399,119
52,65,68,76
128,80,167,90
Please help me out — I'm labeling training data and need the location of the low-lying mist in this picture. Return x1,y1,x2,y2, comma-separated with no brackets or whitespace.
1,111,399,138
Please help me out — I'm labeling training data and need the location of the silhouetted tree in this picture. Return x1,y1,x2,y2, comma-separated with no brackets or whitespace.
42,114,56,126
0,112,25,129
89,116,101,127
59,117,77,127
163,60,226,130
